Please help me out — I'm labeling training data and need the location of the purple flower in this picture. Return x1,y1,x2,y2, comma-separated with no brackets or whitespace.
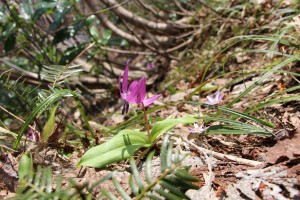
204,90,224,105
188,123,209,134
134,77,161,106
28,129,39,142
118,62,161,114
147,62,155,70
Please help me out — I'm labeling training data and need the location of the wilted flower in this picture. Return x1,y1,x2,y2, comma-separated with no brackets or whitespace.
204,90,224,105
118,61,161,114
188,123,209,134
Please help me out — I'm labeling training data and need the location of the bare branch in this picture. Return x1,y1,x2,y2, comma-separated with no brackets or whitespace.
102,0,190,33
84,0,142,44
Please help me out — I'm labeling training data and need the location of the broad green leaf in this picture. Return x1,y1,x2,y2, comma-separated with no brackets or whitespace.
78,130,149,168
150,116,197,143
41,104,58,141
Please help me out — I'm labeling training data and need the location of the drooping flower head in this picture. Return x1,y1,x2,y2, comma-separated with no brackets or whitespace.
118,61,161,114
204,90,224,105
188,123,210,135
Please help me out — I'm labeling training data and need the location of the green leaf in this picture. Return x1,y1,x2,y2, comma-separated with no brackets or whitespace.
78,130,149,168
154,188,182,200
218,106,275,128
13,89,79,149
174,169,200,182
99,29,112,45
150,116,197,143
53,20,85,44
41,104,58,141
206,124,271,135
130,156,144,190
18,153,33,182
112,177,131,200
226,57,296,107
159,180,188,199
4,34,16,52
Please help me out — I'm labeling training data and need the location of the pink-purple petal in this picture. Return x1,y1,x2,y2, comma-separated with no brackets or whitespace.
207,95,214,103
138,77,147,103
204,101,215,105
142,94,161,106
128,80,138,92
127,86,139,103
218,93,224,102
215,90,220,100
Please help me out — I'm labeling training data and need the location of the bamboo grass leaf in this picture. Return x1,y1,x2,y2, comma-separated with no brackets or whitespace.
206,124,271,135
226,57,297,107
218,106,275,128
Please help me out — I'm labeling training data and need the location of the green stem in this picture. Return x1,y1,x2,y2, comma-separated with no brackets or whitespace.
142,103,151,142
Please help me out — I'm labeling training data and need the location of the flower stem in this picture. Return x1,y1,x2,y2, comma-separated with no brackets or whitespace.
142,103,151,142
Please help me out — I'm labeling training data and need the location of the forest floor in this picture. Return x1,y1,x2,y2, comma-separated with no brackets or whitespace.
0,1,300,199
1,52,299,199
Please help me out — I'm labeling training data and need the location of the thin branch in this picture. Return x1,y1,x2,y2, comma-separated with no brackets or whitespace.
0,105,40,134
183,138,263,167
135,0,165,19
173,0,190,14
0,58,38,79
100,46,154,55
84,0,142,44
102,0,189,33
197,0,225,17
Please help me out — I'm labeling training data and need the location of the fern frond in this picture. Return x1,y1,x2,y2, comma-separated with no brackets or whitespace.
41,64,83,86
105,134,200,200
13,135,200,199
13,88,80,149
0,70,39,112
42,42,94,87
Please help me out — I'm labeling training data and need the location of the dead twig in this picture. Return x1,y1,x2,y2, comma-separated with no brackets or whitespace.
183,138,263,167
0,105,40,135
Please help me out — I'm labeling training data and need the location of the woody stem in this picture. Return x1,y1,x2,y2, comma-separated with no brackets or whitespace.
142,102,151,141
